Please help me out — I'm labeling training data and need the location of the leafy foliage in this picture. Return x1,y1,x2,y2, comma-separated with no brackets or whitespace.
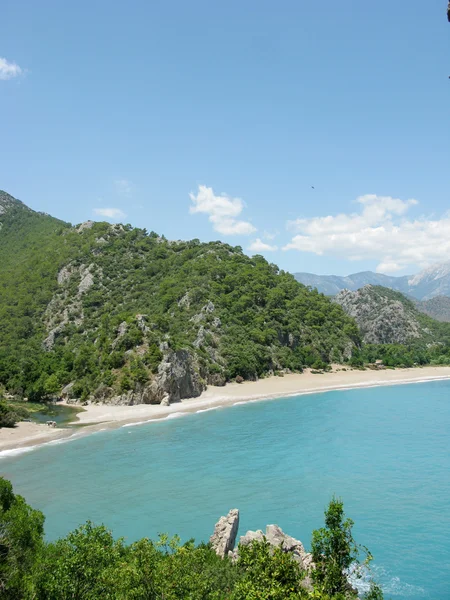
311,497,383,600
231,539,307,599
0,395,29,428
0,478,45,598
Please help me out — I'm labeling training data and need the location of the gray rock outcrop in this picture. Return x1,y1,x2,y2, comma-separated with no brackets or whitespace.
76,220,94,232
78,265,95,294
156,349,205,402
334,285,423,344
210,511,314,590
106,349,206,406
209,509,240,558
238,524,313,571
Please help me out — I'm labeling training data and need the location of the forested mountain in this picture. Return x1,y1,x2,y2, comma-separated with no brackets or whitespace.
294,264,450,301
0,191,359,404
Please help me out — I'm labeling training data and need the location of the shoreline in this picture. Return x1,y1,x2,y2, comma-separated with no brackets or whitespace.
2,365,450,456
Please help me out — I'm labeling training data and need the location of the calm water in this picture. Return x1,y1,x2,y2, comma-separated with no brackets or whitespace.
2,381,450,599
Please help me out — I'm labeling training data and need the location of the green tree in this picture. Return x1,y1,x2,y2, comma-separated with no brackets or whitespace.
0,477,45,598
34,522,126,599
0,401,20,428
231,539,307,600
311,498,383,599
43,374,60,397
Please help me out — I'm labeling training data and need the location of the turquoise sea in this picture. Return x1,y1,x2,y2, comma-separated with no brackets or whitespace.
2,380,450,599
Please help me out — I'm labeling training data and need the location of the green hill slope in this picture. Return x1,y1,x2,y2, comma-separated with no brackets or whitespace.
0,191,360,404
413,295,450,323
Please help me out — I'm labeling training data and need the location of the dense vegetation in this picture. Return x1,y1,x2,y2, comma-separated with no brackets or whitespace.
0,191,359,403
0,398,29,428
0,477,383,599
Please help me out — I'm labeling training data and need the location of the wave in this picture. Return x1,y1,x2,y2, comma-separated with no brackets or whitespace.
0,426,110,459
121,412,189,428
347,563,426,597
0,445,39,459
122,419,160,428
0,435,74,460
165,412,188,420
196,407,219,414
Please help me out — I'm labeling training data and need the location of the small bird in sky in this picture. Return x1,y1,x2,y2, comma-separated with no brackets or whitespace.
311,186,315,189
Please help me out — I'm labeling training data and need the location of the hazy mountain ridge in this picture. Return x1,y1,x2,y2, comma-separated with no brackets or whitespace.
412,296,450,323
294,264,450,301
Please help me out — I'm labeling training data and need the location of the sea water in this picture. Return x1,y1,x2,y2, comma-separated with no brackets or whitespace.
1,380,449,599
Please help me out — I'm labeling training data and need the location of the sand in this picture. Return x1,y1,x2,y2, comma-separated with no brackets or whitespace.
2,365,450,454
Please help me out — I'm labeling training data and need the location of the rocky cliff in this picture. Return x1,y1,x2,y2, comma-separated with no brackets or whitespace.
210,509,314,590
334,285,424,344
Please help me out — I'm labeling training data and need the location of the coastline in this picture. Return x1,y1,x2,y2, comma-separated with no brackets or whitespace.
2,365,450,455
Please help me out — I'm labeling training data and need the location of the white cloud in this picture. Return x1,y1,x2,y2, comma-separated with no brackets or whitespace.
283,194,450,273
114,179,133,196
0,57,23,80
248,238,278,252
189,185,256,236
93,207,126,220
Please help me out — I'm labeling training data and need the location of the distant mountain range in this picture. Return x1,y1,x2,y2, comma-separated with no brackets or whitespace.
294,263,450,301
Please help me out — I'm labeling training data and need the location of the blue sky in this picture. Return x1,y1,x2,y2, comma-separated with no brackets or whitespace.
1,0,449,275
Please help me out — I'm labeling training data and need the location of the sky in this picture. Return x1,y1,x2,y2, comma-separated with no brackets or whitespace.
1,0,449,276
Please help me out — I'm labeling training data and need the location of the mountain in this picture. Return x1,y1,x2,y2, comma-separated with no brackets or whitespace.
0,191,359,405
406,262,450,300
293,271,410,297
294,264,450,301
334,285,450,345
413,296,450,323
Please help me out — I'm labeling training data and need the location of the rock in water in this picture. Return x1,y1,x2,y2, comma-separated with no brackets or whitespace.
210,509,240,558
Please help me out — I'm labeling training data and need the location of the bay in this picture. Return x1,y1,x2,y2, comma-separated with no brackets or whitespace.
2,380,450,599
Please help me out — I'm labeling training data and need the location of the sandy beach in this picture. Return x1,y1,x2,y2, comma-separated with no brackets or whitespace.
2,365,450,454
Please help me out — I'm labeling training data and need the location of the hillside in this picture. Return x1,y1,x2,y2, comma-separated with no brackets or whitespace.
334,285,450,345
294,264,450,301
413,296,450,322
0,191,360,405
